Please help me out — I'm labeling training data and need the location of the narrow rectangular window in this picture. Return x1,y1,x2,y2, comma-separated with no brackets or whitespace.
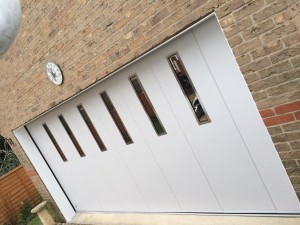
130,75,166,135
168,53,210,124
77,104,107,152
58,115,86,157
43,123,67,162
100,91,133,145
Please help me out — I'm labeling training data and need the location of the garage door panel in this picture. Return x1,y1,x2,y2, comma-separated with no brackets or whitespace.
80,91,129,149
101,89,135,146
78,94,118,151
26,119,99,211
42,115,84,161
116,58,222,211
146,33,213,129
61,101,147,211
186,33,274,211
146,29,275,211
59,103,103,156
186,120,275,211
115,71,182,211
44,116,110,211
75,90,150,211
56,104,124,211
30,107,129,211
105,79,181,211
117,71,167,137
96,87,135,147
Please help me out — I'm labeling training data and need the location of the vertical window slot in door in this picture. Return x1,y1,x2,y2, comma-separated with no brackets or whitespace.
100,91,133,145
130,75,166,135
77,104,107,152
58,115,86,157
43,123,67,162
168,53,210,124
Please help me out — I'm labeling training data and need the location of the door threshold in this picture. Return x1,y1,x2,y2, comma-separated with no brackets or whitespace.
67,212,300,225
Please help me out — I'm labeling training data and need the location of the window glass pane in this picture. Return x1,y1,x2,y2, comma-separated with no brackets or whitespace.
100,91,133,145
77,104,107,151
168,53,210,124
58,115,86,157
43,123,67,162
130,75,166,135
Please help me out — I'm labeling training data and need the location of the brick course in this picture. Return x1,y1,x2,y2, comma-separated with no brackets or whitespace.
0,0,299,217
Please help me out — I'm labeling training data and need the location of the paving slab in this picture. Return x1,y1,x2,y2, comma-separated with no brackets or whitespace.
68,213,300,225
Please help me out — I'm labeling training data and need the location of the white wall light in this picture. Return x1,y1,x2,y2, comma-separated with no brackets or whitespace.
0,0,21,55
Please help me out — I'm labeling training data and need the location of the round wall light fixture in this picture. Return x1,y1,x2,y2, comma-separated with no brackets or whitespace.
0,0,21,55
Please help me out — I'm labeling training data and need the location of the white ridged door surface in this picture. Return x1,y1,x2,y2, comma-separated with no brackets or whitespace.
26,16,300,213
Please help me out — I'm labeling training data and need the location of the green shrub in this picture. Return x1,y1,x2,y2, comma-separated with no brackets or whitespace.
17,201,35,225
0,135,20,176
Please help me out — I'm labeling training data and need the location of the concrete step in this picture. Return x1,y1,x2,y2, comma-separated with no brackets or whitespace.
63,213,300,225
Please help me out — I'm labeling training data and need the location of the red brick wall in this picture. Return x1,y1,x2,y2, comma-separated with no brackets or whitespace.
0,0,299,215
260,100,300,188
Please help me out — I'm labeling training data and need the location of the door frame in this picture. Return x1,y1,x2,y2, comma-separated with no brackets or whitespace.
13,126,76,221
13,13,300,221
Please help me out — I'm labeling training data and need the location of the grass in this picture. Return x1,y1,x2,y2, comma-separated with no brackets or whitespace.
27,216,42,225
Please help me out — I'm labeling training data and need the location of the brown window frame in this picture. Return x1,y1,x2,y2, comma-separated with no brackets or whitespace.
43,123,68,162
58,114,86,157
100,91,133,145
77,104,107,152
129,75,167,136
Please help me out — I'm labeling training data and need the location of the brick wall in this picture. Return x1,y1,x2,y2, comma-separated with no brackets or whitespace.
0,0,299,216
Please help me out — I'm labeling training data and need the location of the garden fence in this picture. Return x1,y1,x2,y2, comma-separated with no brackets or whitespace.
0,166,40,224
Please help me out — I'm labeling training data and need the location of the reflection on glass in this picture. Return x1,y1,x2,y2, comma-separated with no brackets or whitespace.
77,104,107,152
130,75,166,135
168,53,210,124
100,91,133,145
58,115,86,157
43,123,67,162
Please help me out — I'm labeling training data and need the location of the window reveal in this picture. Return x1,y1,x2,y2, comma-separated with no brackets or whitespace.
58,115,86,157
130,75,166,135
43,123,68,162
168,53,210,124
100,91,133,145
77,104,107,152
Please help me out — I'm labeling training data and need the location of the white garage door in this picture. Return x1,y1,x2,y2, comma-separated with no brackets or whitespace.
26,17,299,213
